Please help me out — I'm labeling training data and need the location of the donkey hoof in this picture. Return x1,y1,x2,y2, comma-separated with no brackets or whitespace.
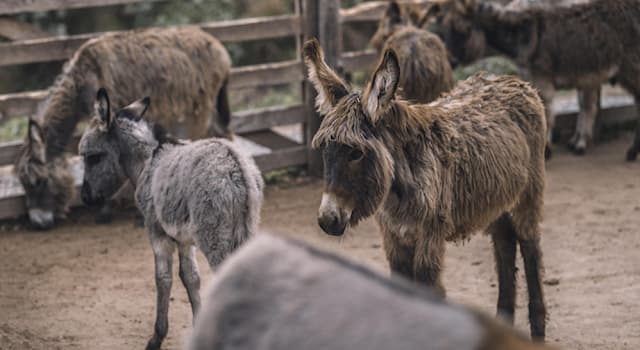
95,211,113,224
544,146,552,160
566,141,576,151
626,148,638,162
572,147,586,156
145,337,162,350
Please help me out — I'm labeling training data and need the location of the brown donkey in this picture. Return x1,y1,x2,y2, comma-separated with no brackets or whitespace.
370,1,454,103
423,0,640,158
304,38,547,341
14,27,231,229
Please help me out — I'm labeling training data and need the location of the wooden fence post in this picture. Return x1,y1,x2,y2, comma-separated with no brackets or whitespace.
303,0,342,177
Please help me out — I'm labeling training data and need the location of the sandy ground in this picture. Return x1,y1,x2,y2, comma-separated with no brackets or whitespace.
1,134,640,350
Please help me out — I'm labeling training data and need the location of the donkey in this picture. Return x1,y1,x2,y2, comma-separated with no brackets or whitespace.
304,38,547,340
422,0,640,159
15,26,232,229
190,235,556,350
370,1,454,104
79,89,263,350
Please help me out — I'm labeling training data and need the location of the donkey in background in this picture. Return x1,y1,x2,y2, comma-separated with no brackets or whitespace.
79,89,263,350
423,0,640,159
15,26,232,229
304,38,547,340
370,1,453,104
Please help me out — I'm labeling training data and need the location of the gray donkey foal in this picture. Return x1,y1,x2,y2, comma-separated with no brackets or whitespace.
79,89,263,350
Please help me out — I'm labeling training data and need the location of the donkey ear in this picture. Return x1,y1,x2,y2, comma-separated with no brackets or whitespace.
363,49,400,124
27,118,44,146
119,96,150,121
418,3,441,28
387,1,403,25
95,88,112,128
303,38,350,116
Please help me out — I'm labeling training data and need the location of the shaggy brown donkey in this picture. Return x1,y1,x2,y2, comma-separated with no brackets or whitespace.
15,27,231,229
423,0,640,159
370,1,454,103
304,38,547,341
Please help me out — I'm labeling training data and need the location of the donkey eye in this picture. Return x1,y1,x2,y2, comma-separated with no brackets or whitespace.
86,153,104,167
349,149,364,161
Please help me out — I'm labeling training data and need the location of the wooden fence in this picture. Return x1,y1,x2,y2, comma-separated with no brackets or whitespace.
0,0,635,220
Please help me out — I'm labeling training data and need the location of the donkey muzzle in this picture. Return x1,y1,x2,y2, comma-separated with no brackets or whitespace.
81,182,103,206
317,192,350,236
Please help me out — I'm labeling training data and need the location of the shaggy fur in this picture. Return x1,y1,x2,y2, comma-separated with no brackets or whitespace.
79,89,263,350
424,0,640,158
15,26,232,229
305,38,547,341
189,235,555,350
370,1,454,103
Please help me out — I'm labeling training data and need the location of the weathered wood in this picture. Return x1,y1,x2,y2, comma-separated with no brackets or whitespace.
229,60,304,90
243,130,302,151
0,15,301,67
0,0,164,15
254,145,307,172
303,0,341,177
340,0,430,23
0,141,23,166
342,49,377,72
0,90,47,120
201,15,301,43
0,17,50,40
231,104,305,134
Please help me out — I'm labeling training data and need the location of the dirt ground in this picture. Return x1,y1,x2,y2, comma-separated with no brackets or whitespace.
1,134,639,350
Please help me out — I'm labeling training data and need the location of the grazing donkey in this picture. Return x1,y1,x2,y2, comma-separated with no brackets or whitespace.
15,26,232,229
79,89,263,350
190,235,555,350
370,1,454,104
423,0,640,158
304,38,547,340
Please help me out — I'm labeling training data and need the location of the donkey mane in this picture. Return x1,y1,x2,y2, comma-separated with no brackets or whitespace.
313,73,522,151
38,62,90,157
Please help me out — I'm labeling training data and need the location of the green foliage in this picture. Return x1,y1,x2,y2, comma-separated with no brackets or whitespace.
0,118,28,143
453,56,521,81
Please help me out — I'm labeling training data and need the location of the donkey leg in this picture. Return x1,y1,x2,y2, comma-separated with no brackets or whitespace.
414,236,446,297
178,243,201,324
382,231,415,280
569,87,599,155
531,75,556,159
626,96,640,161
487,213,518,325
146,232,176,350
518,237,546,342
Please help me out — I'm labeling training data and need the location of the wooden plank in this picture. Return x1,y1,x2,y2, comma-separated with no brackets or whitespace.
0,15,301,67
340,0,430,23
254,145,307,172
0,0,164,15
342,49,377,72
231,104,305,134
242,130,301,150
0,17,50,40
229,60,303,89
0,90,47,120
201,15,301,43
0,141,23,166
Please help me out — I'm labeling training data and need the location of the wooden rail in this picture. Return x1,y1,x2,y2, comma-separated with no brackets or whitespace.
0,14,301,67
0,0,164,15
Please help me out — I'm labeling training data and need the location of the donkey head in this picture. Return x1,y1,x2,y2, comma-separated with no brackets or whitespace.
370,1,425,51
14,119,74,230
79,88,150,207
305,39,397,236
421,0,488,65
